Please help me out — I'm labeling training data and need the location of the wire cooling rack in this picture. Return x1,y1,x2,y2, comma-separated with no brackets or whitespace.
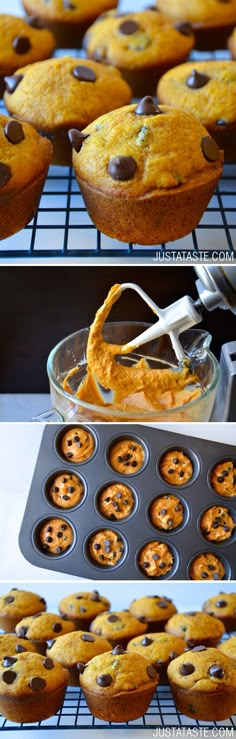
1,49,236,261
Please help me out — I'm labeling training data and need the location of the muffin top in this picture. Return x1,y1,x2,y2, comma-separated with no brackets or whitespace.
47,630,111,667
0,114,52,199
90,611,147,639
22,0,117,24
3,57,131,133
0,633,39,658
0,651,68,697
0,589,46,620
129,595,177,621
167,646,236,691
219,636,236,660
15,612,75,641
165,612,225,643
0,14,55,76
157,0,236,25
158,61,236,126
70,100,222,197
80,648,158,695
127,632,186,664
83,10,194,69
203,592,236,619
59,591,110,620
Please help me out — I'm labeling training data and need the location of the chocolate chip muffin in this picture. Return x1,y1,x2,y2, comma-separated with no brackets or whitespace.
0,114,52,241
157,0,236,50
0,14,55,96
203,592,236,631
165,611,225,648
60,427,95,463
59,591,110,630
39,518,74,554
70,99,223,245
189,553,226,580
129,594,177,632
167,646,236,721
47,630,111,686
0,651,68,723
0,589,46,632
79,648,158,722
138,541,174,578
22,0,118,49
159,450,193,485
210,460,236,497
219,636,236,661
83,9,195,97
15,612,75,653
98,483,135,520
127,632,185,684
4,57,131,166
150,495,184,530
158,61,236,162
200,506,235,542
49,472,84,508
0,634,39,659
88,529,125,567
90,611,147,649
109,439,145,474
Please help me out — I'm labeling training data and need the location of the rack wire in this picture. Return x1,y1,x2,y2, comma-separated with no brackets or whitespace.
1,49,236,260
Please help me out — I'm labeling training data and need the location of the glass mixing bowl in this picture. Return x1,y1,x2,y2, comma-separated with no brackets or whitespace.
42,323,220,423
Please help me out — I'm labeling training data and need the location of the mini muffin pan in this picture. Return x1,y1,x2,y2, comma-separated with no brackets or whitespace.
19,424,236,580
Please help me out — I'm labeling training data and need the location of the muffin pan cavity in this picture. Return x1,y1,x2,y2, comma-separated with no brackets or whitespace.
147,492,189,535
198,503,236,546
54,425,98,465
19,424,236,579
32,516,76,559
43,469,86,511
135,539,180,579
157,445,200,488
208,457,236,499
187,550,232,581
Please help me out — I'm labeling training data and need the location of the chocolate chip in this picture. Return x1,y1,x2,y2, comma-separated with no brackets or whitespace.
46,536,53,543
67,486,75,493
222,470,229,477
169,651,179,659
56,546,62,553
159,562,166,569
46,526,52,533
91,590,100,602
107,615,119,622
179,471,184,478
43,658,54,670
4,596,15,604
179,662,195,676
175,505,181,512
4,74,23,93
185,612,196,616
131,461,138,467
94,542,101,551
25,15,44,28
143,561,150,568
108,156,137,181
201,136,220,162
215,600,227,608
192,645,207,652
160,508,167,516
13,36,31,54
168,519,173,527
217,476,224,483
52,487,59,493
152,554,160,561
157,601,168,608
73,66,96,82
64,0,76,7
224,525,231,532
68,128,89,153
79,606,86,613
207,565,215,571
52,623,62,633
186,69,210,89
99,554,104,561
76,662,85,674
97,673,112,687
168,469,174,474
119,20,139,34
15,644,26,653
2,657,17,668
208,664,224,679
2,670,17,684
147,665,157,679
18,627,28,638
141,636,153,646
57,532,63,538
66,453,73,458
112,645,125,654
174,21,192,35
61,525,67,531
81,634,94,642
213,573,219,580
30,676,46,691
0,163,11,188
47,639,56,649
4,119,25,145
173,458,179,464
62,495,70,500
135,96,162,116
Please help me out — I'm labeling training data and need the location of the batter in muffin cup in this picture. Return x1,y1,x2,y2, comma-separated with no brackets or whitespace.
109,439,144,474
61,427,94,462
210,461,236,497
49,473,84,508
160,450,193,485
40,518,74,554
89,529,124,566
150,494,184,530
138,541,174,577
98,483,134,520
189,553,225,580
200,506,235,542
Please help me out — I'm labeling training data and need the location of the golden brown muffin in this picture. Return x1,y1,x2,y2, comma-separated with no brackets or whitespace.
210,460,236,497
22,0,118,48
158,61,236,163
200,506,235,542
159,450,193,485
4,57,131,166
80,648,158,722
219,636,236,660
165,611,225,648
127,632,185,684
49,472,84,508
0,114,52,241
70,100,223,245
88,530,125,567
59,591,110,630
228,26,236,57
46,630,111,685
0,651,68,723
203,592,236,631
138,541,174,578
98,483,134,520
60,427,95,462
167,646,236,721
0,589,46,632
109,439,145,474
129,594,177,632
15,612,75,653
83,9,194,97
0,634,39,659
189,552,226,581
157,0,236,50
90,611,147,649
0,14,55,97
39,518,74,554
150,495,184,530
